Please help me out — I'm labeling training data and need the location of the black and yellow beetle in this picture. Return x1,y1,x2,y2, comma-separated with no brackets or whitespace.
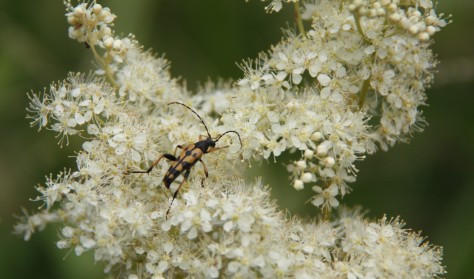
126,102,242,217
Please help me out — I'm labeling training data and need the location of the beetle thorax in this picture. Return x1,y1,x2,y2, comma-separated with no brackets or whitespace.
195,137,216,152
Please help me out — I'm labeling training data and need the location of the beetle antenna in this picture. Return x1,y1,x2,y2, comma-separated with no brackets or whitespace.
168,102,212,138
215,130,243,149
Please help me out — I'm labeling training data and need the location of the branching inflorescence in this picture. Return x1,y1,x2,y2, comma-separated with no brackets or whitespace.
16,0,448,278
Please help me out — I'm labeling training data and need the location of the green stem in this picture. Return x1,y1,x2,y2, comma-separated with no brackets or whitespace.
89,42,119,89
294,2,306,36
322,207,331,221
358,49,377,109
358,78,371,109
351,11,376,109
353,13,371,43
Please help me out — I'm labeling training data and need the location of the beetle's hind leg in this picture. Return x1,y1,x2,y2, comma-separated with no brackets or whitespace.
166,169,190,219
125,144,183,175
124,153,176,174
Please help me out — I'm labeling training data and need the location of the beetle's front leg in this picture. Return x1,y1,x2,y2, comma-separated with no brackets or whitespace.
206,146,229,153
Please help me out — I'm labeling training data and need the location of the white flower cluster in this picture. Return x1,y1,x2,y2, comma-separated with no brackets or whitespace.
16,0,447,278
349,0,449,42
66,1,115,45
333,210,445,278
65,0,136,86
27,73,120,145
220,90,370,205
233,0,447,204
16,177,445,278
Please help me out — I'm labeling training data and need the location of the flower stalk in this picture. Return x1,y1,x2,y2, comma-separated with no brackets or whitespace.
294,2,306,36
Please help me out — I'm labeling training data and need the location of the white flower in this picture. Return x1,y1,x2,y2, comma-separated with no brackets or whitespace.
312,184,339,209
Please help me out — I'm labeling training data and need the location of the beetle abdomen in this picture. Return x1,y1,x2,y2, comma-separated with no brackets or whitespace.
162,145,203,188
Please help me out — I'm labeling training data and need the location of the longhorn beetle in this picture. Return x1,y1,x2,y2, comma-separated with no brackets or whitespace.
125,102,242,218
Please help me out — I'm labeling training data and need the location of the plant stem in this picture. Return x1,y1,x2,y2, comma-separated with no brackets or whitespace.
353,13,371,43
358,78,371,109
89,42,119,89
322,207,331,221
294,2,306,36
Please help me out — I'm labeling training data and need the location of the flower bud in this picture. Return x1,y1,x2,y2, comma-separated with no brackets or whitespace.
426,26,436,36
93,4,103,15
301,173,313,183
304,149,314,159
316,140,332,156
296,160,307,169
74,6,85,17
418,32,430,42
311,132,322,141
103,36,114,49
293,180,304,190
112,39,123,51
323,156,336,168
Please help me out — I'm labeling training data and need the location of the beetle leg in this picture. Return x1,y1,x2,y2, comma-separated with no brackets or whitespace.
200,160,209,185
173,145,183,156
125,153,175,174
166,170,190,219
206,146,229,153
199,159,208,188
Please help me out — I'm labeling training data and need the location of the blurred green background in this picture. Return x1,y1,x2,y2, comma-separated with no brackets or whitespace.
1,1,473,278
